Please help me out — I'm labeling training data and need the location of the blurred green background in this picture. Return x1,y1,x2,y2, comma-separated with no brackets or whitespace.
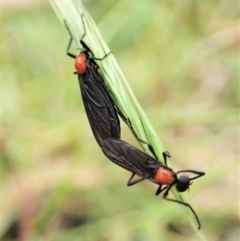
0,0,239,241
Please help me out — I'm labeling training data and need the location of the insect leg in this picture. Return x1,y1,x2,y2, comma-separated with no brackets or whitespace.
125,118,139,139
92,51,111,61
155,184,168,196
162,151,171,165
79,14,111,62
64,20,77,59
79,14,87,42
123,118,159,159
114,106,128,124
137,138,158,160
126,173,145,186
176,170,205,181
162,185,201,229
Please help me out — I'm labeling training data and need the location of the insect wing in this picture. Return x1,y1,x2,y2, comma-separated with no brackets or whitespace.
86,67,121,138
102,138,156,178
79,70,120,145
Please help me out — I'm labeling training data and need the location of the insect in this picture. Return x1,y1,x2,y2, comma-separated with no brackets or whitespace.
102,137,205,229
64,15,124,147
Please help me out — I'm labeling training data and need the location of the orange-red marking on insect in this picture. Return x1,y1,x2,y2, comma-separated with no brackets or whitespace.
75,53,87,74
154,168,175,185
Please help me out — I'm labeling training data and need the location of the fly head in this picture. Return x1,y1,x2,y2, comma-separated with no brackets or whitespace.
176,175,190,192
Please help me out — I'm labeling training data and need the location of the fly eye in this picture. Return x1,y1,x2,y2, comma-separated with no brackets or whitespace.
176,175,190,192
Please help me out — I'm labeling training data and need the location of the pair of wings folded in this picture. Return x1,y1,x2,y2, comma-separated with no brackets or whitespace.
78,67,120,146
78,66,162,180
102,138,161,180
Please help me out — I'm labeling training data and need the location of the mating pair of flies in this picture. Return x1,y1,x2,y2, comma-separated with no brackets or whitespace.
64,15,205,229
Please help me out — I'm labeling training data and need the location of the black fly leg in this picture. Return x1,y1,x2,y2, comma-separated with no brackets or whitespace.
126,173,145,186
92,51,111,61
162,185,201,229
126,118,139,140
124,118,159,160
176,170,205,181
162,151,171,165
79,14,111,62
155,184,168,196
64,20,77,59
115,107,128,124
136,137,158,160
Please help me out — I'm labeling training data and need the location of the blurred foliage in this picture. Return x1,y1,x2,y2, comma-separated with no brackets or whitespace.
0,0,239,241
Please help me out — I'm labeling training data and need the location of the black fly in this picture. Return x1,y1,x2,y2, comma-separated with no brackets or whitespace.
65,15,123,147
102,138,205,229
